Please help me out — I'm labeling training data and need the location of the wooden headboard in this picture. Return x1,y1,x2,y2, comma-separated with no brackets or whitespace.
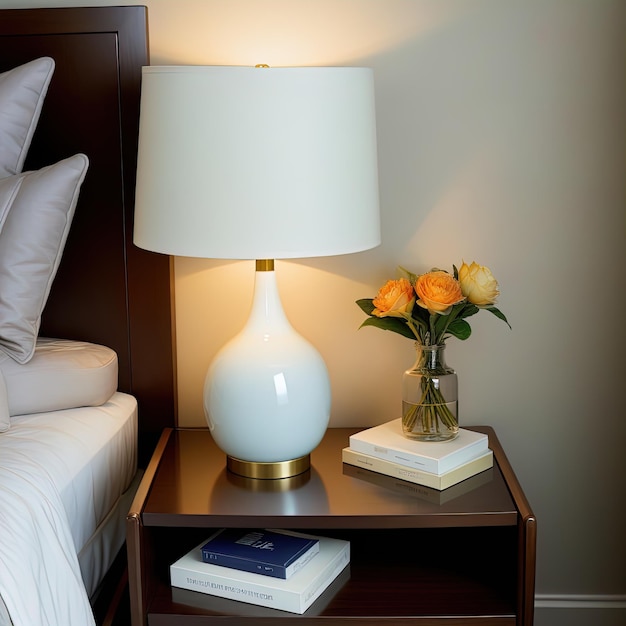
0,6,176,464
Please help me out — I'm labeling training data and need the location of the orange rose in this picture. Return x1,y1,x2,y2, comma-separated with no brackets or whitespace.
415,271,465,314
372,278,415,318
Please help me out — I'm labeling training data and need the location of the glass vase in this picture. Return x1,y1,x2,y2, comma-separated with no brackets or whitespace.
402,343,459,442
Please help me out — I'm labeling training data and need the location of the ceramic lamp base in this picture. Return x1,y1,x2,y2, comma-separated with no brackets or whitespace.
204,262,331,475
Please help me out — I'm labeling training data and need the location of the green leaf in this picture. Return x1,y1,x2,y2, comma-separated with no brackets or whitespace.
356,298,376,315
410,304,429,325
457,303,479,320
486,306,512,329
432,311,450,335
359,316,417,340
446,319,472,340
411,315,429,335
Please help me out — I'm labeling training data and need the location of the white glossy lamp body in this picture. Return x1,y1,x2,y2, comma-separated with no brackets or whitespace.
204,267,330,463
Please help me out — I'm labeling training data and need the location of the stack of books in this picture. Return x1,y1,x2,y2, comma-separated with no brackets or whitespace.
343,418,493,491
170,528,350,614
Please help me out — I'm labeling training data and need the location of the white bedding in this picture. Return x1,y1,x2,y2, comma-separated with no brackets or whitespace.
0,56,141,626
0,391,138,626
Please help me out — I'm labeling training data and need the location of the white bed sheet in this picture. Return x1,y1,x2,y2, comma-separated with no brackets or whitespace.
6,391,137,560
0,391,138,625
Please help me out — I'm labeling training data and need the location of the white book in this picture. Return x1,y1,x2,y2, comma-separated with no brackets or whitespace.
349,419,489,475
342,447,493,491
171,565,351,617
170,533,350,615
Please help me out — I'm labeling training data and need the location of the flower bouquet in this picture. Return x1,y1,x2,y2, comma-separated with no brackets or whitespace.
357,262,510,440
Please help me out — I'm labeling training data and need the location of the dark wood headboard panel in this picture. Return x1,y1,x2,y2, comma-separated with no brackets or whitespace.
0,6,176,464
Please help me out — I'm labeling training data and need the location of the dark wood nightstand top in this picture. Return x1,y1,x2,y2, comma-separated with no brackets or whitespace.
140,426,519,529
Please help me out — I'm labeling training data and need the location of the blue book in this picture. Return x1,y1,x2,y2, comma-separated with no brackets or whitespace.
200,529,320,579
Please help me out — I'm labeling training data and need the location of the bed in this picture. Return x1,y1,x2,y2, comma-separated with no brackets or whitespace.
0,6,176,625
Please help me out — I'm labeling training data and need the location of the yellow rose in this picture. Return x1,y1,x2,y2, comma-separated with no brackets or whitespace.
458,261,500,306
372,278,415,318
415,271,465,314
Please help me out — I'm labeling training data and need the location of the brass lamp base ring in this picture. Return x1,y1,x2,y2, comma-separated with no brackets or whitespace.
227,454,310,479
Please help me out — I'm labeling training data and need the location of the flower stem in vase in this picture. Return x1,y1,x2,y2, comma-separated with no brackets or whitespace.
402,344,459,442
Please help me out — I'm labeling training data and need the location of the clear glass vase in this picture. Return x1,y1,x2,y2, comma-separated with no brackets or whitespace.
402,343,459,442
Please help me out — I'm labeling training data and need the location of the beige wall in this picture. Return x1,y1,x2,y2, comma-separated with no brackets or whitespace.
6,0,625,615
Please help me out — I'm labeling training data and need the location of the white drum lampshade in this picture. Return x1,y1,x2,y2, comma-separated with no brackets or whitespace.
134,65,380,478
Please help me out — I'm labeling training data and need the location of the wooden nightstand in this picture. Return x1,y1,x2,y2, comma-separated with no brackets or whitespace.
127,426,536,625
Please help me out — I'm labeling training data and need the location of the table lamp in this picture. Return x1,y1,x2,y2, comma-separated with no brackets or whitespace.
134,65,380,479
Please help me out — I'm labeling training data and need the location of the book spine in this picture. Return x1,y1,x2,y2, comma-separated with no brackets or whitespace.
202,540,319,580
170,564,302,613
200,551,287,579
343,447,444,487
348,438,440,473
342,448,493,490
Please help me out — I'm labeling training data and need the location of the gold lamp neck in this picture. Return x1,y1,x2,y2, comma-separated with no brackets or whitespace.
256,259,274,272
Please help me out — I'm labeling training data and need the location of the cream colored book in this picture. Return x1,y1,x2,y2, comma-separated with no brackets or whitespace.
171,565,351,617
342,447,493,491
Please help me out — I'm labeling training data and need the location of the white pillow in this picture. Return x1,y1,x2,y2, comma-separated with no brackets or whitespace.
0,154,89,363
0,57,55,179
0,338,117,417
